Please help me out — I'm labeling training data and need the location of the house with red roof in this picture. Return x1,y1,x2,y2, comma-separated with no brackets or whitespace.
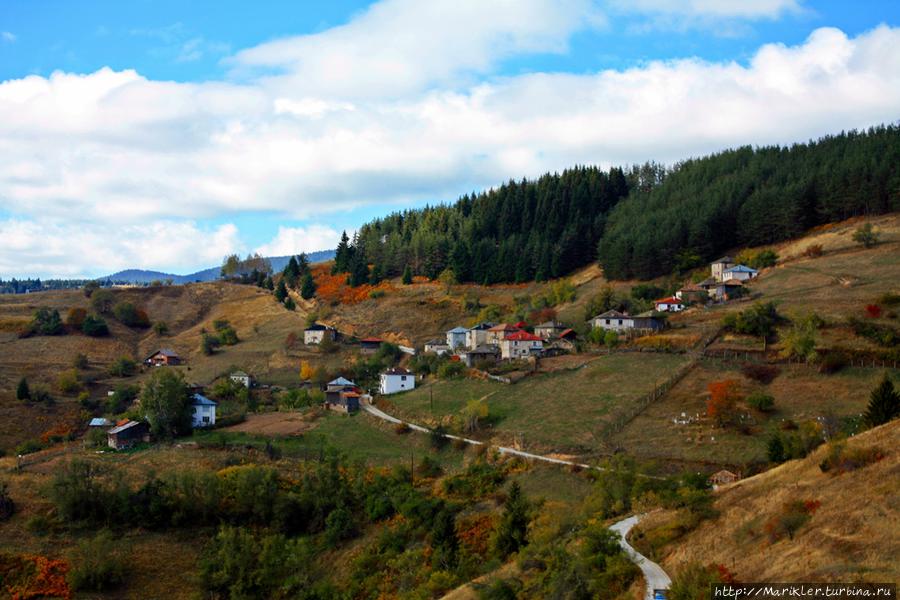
500,330,543,360
486,323,522,345
654,296,685,312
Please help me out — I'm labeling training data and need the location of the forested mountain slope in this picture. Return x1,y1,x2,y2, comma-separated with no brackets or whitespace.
598,125,900,279
338,125,899,285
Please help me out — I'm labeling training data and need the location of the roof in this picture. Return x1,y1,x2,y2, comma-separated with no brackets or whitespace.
340,391,360,398
591,310,628,320
513,321,528,329
383,367,412,376
424,339,448,346
488,323,520,332
328,377,356,387
89,417,112,427
654,297,682,305
719,278,744,287
192,393,218,406
505,331,542,342
107,420,145,435
230,370,249,377
447,326,468,334
559,328,576,339
535,320,564,329
147,348,179,359
359,337,383,344
305,322,333,331
711,256,735,264
724,264,758,273
469,322,495,331
697,277,718,287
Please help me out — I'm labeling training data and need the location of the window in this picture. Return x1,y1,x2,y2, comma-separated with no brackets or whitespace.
401,375,407,381
203,416,210,423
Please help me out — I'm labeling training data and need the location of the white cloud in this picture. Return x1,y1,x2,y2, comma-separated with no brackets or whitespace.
610,0,802,20
0,219,241,278
1,31,15,43
255,225,342,257
0,0,898,278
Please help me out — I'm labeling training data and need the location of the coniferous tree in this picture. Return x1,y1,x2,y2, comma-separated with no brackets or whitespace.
274,280,288,302
16,377,30,401
767,433,786,463
493,482,529,558
300,273,316,300
402,265,413,285
333,231,352,274
864,374,900,428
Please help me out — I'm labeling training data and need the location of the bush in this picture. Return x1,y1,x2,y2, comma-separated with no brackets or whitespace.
437,361,465,379
430,425,449,450
82,314,109,337
108,356,137,377
819,442,884,475
213,320,239,345
803,244,824,258
879,292,900,307
106,384,139,414
153,321,169,335
66,307,87,330
91,289,115,314
67,531,128,592
741,363,779,384
113,302,145,327
394,422,411,435
72,353,89,370
764,500,819,543
28,307,64,336
747,392,775,412
669,563,732,600
201,333,221,355
852,223,879,248
15,439,45,455
368,289,385,299
0,481,15,521
16,377,30,401
57,369,83,395
817,351,848,374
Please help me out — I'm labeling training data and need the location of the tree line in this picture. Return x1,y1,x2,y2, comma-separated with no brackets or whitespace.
335,124,898,285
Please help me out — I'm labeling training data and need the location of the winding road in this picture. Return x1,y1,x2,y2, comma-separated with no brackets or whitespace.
362,399,672,595
611,514,671,600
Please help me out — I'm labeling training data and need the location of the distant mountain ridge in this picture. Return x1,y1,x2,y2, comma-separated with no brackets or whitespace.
102,250,335,284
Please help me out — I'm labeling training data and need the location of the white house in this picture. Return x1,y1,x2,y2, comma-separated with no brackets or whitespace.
191,393,217,428
722,264,758,282
380,367,416,395
653,296,685,312
465,323,495,350
304,323,336,345
424,339,451,355
229,370,252,388
589,310,634,332
500,331,543,360
446,327,468,350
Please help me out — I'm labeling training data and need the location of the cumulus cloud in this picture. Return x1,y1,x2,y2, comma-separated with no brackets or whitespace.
0,220,241,277
255,225,342,257
0,0,898,278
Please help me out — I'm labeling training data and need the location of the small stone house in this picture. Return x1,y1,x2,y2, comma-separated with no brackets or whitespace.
589,310,633,332
676,283,709,304
229,370,252,388
708,469,741,488
500,331,543,360
533,321,567,339
446,327,468,350
465,323,495,350
304,323,337,345
710,256,735,282
460,344,500,367
711,279,744,302
424,339,451,355
359,337,383,354
486,323,521,345
107,420,150,450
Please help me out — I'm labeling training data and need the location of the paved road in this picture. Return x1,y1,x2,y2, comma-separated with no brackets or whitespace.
610,514,671,600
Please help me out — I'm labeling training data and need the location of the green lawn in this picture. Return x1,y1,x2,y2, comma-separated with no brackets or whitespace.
193,411,466,469
384,353,690,455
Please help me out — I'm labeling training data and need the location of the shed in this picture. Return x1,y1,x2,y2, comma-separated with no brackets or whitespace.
145,349,181,367
107,420,150,450
359,337,383,354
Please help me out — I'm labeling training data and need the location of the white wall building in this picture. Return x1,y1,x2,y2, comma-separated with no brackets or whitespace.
500,331,543,360
446,327,468,350
304,323,336,345
191,393,217,428
229,370,252,388
379,368,416,395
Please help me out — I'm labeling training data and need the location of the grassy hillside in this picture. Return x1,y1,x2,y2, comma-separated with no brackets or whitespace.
632,419,900,584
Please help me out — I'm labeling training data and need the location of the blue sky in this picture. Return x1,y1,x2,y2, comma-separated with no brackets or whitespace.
1,0,899,277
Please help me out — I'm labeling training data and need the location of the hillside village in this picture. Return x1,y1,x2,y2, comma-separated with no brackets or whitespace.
0,209,898,598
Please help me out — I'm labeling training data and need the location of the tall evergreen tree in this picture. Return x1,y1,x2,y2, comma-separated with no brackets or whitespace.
274,280,288,302
16,377,30,401
333,231,352,274
402,265,413,285
493,482,530,558
864,374,900,428
300,272,316,300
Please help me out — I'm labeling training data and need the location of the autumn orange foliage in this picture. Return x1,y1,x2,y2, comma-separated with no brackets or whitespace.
456,514,495,557
40,425,73,445
0,553,71,600
312,264,394,305
706,379,741,425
